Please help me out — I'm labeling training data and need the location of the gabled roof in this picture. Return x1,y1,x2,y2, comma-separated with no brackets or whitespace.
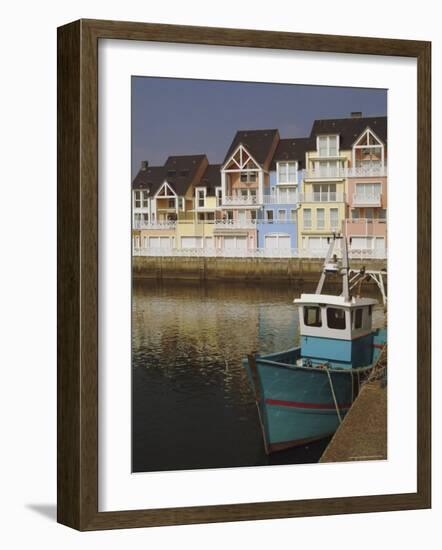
309,116,387,148
162,154,207,195
270,137,314,170
223,129,279,167
132,165,165,194
199,164,221,196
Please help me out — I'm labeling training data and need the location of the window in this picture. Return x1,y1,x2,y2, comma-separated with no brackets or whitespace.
318,135,339,157
240,171,257,183
327,307,346,330
354,308,363,329
355,182,381,202
278,209,286,221
216,187,222,206
379,208,387,220
313,161,342,178
196,188,205,208
251,210,257,221
266,210,274,223
304,306,322,327
312,183,337,201
134,191,141,208
351,209,360,220
277,162,297,183
365,208,374,220
207,212,214,221
316,208,325,229
168,199,175,208
177,197,184,210
290,209,297,222
303,209,312,229
330,208,339,229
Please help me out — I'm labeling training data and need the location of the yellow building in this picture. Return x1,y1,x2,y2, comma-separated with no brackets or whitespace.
298,137,351,253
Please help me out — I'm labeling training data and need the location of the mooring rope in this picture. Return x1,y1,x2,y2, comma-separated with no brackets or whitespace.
326,367,343,424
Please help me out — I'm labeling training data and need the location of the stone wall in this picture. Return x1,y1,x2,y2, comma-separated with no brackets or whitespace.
133,256,387,283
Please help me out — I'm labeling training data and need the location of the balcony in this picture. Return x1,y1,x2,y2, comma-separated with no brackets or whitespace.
345,164,387,178
133,220,177,230
213,219,255,230
303,167,346,180
343,218,387,237
299,192,345,203
262,193,298,205
222,195,259,206
352,192,382,207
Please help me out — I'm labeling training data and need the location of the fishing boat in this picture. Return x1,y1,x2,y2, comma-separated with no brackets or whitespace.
243,234,387,454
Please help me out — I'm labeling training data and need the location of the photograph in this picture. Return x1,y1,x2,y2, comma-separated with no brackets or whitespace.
131,77,388,472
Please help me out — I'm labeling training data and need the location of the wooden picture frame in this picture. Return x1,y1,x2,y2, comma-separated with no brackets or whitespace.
57,19,431,530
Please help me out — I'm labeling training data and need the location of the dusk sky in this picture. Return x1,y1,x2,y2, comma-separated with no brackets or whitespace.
132,77,387,176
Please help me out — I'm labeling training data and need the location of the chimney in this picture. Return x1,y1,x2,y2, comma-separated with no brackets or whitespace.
140,160,149,171
351,111,362,118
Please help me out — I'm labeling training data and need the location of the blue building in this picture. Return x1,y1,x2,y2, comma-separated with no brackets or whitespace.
255,138,310,254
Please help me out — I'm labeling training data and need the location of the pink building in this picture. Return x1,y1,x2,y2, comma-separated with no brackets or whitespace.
342,122,388,256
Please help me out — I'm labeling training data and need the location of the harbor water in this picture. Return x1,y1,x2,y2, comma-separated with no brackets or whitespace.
132,279,385,472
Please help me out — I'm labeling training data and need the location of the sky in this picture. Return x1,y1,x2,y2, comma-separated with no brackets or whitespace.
132,77,387,177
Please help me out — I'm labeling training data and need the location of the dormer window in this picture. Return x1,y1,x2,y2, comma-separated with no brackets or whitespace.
352,128,385,168
277,161,297,184
317,135,339,157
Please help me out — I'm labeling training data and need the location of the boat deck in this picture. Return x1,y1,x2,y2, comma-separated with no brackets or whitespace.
319,379,387,463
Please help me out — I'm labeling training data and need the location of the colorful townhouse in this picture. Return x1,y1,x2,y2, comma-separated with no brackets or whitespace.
132,113,387,257
255,138,309,252
297,114,387,255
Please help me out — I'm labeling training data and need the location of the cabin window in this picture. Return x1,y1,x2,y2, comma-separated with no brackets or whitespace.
327,307,346,330
354,308,363,329
304,306,322,327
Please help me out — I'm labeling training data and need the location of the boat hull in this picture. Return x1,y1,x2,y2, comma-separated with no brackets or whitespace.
243,328,386,454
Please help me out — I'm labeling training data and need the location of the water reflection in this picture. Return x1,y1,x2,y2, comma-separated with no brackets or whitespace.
132,279,385,472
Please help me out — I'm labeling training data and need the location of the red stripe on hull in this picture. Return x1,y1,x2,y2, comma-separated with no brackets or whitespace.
373,343,385,349
265,398,352,410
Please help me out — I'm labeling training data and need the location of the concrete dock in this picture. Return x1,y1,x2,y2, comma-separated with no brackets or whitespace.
320,380,387,463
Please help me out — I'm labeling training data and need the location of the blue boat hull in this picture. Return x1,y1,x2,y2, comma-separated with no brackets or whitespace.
243,329,387,454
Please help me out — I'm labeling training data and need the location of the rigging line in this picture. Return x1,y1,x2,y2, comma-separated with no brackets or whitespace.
326,368,343,424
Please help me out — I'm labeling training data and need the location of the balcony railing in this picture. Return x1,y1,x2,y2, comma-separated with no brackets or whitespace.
133,220,177,230
299,192,345,203
352,192,382,206
343,218,387,236
345,164,387,177
262,193,298,205
133,246,387,260
303,167,346,180
222,195,259,206
214,219,255,229
303,165,387,180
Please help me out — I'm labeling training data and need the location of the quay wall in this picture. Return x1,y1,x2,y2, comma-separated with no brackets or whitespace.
133,256,387,283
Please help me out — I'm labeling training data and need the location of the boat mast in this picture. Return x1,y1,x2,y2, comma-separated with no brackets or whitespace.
315,233,350,301
341,235,350,301
315,235,336,295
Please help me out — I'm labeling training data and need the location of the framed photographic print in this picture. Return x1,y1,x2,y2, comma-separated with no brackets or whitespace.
57,19,431,530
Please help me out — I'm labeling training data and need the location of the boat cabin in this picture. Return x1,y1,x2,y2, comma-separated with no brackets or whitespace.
294,294,378,368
